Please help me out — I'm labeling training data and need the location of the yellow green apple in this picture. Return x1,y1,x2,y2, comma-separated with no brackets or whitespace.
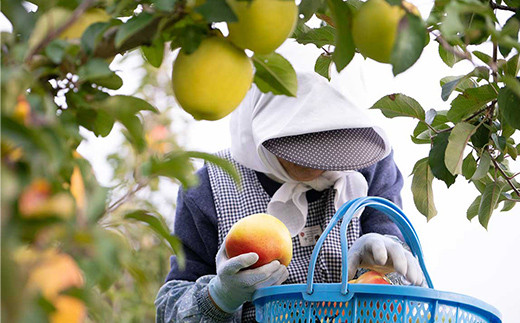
226,0,298,54
352,0,415,63
171,37,253,121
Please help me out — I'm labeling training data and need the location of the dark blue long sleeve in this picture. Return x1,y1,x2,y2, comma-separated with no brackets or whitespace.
166,151,404,283
359,151,404,241
165,168,218,282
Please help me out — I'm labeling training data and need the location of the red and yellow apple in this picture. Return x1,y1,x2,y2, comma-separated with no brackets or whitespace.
348,270,391,285
16,248,86,323
18,179,75,219
225,213,292,268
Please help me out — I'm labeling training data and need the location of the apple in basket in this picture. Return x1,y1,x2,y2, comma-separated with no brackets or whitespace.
348,270,391,285
225,213,293,269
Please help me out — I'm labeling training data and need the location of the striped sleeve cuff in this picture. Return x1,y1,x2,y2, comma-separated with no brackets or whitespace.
196,285,236,322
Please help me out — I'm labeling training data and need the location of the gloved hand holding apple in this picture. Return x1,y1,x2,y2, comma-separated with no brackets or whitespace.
208,213,293,313
347,233,424,286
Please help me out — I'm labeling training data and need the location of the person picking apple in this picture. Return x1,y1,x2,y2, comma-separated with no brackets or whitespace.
156,72,425,322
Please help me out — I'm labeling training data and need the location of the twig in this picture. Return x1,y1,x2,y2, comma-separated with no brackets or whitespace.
490,1,517,12
25,0,96,63
488,149,520,196
105,182,147,215
427,101,495,137
433,32,474,63
491,41,498,82
464,102,495,123
508,172,520,180
321,47,331,56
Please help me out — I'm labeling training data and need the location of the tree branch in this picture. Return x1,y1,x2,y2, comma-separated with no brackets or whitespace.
490,1,517,12
491,40,498,82
434,32,474,63
105,182,147,215
25,0,96,63
488,149,520,197
92,7,185,59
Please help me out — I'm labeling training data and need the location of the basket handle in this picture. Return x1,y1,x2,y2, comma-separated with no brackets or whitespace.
305,196,434,295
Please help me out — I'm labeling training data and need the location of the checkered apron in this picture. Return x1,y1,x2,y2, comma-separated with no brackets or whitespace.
207,149,364,322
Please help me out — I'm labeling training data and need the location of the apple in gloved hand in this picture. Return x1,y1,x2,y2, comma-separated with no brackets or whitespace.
225,213,293,269
348,270,391,285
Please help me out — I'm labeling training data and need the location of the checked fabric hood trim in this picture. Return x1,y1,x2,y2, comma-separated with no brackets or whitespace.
229,72,391,236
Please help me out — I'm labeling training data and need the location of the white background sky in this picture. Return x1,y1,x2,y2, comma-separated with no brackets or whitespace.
3,1,520,321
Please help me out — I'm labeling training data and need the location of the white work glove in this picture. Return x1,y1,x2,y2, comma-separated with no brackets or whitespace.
208,243,289,313
347,233,424,286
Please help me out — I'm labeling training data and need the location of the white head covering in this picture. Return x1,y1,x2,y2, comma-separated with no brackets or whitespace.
229,72,392,236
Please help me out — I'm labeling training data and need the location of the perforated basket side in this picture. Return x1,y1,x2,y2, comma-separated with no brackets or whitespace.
255,292,499,323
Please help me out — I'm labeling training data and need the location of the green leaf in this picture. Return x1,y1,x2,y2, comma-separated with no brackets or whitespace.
470,121,491,148
425,109,437,125
185,151,241,185
429,132,457,187
471,150,491,180
370,93,426,120
195,0,238,23
124,210,185,269
2,0,36,41
503,54,520,78
411,157,437,221
143,152,198,187
506,140,518,160
345,0,363,10
76,59,123,90
253,53,298,97
441,76,466,101
94,73,123,90
170,24,207,54
473,50,492,65
314,54,332,80
462,152,477,179
467,195,481,220
81,22,112,55
293,25,335,48
501,121,516,138
503,75,520,98
100,95,159,115
93,109,115,137
86,185,109,223
328,0,355,72
391,13,427,76
141,38,165,68
115,13,155,48
498,85,520,130
499,14,520,57
491,133,507,152
478,181,506,229
447,84,498,123
95,95,158,152
411,112,450,144
438,43,463,67
152,0,177,11
501,198,517,212
45,39,68,64
299,0,325,21
78,58,113,81
119,113,146,152
440,70,482,101
445,122,477,175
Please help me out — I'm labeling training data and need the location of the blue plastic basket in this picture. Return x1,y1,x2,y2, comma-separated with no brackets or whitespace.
252,197,502,323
